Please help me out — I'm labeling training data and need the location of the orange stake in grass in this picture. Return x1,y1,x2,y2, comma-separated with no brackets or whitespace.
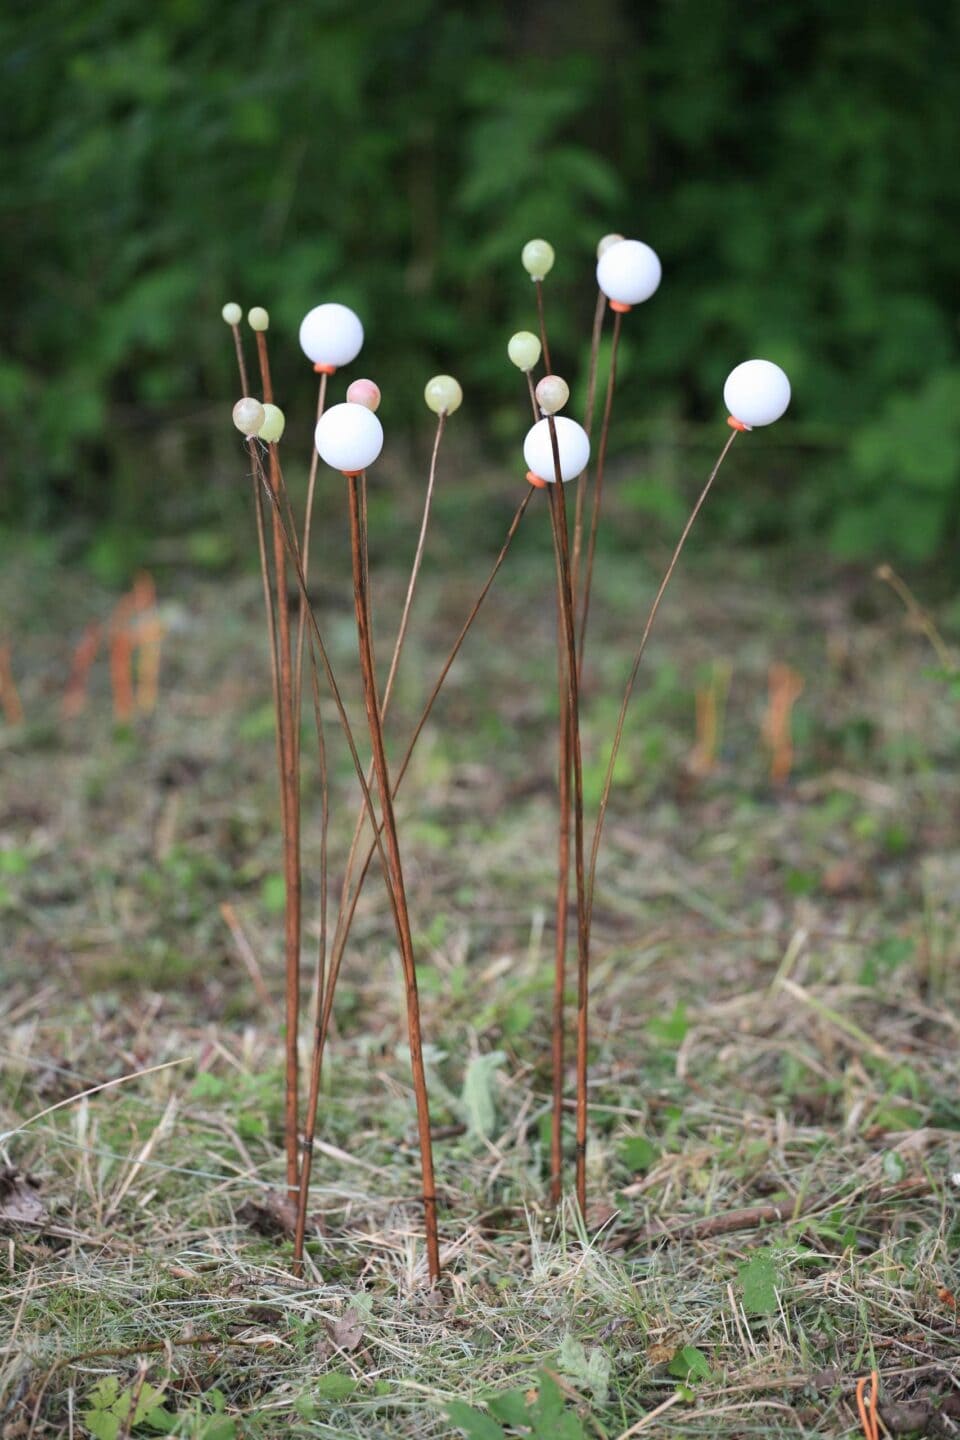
763,662,804,786
0,642,24,726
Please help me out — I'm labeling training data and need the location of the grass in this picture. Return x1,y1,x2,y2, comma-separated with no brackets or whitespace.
1,485,959,1437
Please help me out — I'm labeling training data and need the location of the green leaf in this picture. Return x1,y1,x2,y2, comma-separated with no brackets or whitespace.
84,1412,121,1440
314,1372,358,1401
446,1400,506,1440
647,1002,688,1046
620,1135,659,1172
557,1332,610,1406
667,1345,713,1383
883,1149,907,1182
486,1389,531,1426
739,1250,780,1316
460,1051,506,1139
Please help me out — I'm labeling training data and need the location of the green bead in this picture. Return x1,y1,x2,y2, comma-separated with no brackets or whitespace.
221,302,242,326
247,306,269,332
597,232,624,259
521,238,555,281
508,331,541,372
259,403,285,443
232,397,265,437
424,375,463,415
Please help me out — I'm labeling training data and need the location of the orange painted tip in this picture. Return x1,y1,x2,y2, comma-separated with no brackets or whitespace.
313,362,337,375
526,469,548,489
727,415,751,432
608,299,632,313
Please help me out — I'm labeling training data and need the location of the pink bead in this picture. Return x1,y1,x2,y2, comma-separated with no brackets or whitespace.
346,378,381,413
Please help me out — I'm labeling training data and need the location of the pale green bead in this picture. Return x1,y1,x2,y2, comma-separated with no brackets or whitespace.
424,374,463,415
232,397,265,437
508,330,541,372
521,238,555,281
259,403,285,443
597,232,624,259
247,306,269,332
536,375,569,415
221,302,242,326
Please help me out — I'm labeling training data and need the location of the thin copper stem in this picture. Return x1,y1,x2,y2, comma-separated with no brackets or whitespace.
571,289,606,603
535,280,552,373
293,374,328,742
585,430,739,929
255,329,301,1203
330,414,446,970
247,448,405,1269
347,473,440,1284
544,419,588,1215
230,324,250,396
314,492,533,1096
577,306,623,676
549,509,571,1208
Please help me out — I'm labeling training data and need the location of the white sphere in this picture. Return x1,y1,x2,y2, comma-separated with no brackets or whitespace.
523,416,591,485
596,239,662,306
723,360,791,428
299,303,364,369
315,402,383,473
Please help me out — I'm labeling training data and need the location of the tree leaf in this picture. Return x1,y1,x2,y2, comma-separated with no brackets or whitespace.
739,1250,780,1316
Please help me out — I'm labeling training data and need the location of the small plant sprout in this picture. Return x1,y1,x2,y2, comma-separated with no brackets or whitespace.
579,236,663,664
723,359,791,429
523,416,590,486
221,301,242,326
508,330,541,373
258,404,285,444
298,302,364,375
247,306,269,332
315,402,441,1283
315,401,384,474
535,374,570,415
345,377,382,411
424,374,463,415
232,397,265,436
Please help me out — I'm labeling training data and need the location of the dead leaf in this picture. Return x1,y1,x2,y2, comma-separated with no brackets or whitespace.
331,1307,364,1352
0,1168,45,1227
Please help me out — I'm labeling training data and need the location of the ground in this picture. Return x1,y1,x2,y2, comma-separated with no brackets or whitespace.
1,476,959,1438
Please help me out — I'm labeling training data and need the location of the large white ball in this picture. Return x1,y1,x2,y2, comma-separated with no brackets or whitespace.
723,360,791,428
299,303,364,369
523,416,591,485
596,239,662,306
315,402,383,473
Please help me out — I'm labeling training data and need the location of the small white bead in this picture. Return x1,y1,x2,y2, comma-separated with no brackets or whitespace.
299,304,364,369
723,360,791,428
523,416,590,484
596,239,662,306
221,302,242,326
315,402,383,473
247,306,269,332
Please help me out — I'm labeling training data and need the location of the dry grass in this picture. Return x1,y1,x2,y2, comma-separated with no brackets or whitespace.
1,499,959,1437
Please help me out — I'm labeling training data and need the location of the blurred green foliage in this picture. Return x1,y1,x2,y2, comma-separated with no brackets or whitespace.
2,1,958,559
